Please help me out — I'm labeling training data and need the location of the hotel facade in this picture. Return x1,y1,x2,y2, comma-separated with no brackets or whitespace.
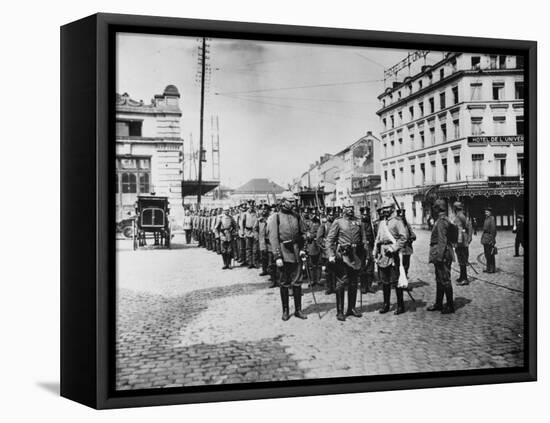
376,52,524,227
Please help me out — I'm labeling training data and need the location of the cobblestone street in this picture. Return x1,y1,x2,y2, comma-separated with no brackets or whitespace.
115,229,525,390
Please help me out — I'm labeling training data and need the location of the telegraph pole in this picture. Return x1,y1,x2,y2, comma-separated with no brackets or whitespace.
197,37,206,208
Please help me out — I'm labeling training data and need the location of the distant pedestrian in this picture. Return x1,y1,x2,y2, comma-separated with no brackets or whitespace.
481,206,497,273
182,210,193,244
513,215,524,257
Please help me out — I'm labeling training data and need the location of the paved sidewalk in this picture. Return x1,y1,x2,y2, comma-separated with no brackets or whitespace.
115,230,525,390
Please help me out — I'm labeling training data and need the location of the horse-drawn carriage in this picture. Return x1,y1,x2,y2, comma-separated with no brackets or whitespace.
132,195,171,250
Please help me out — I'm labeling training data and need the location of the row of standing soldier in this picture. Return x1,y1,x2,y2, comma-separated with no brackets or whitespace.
182,193,506,321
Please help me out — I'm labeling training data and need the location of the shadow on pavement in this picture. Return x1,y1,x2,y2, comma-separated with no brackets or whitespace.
36,381,59,396
302,301,335,316
454,297,472,311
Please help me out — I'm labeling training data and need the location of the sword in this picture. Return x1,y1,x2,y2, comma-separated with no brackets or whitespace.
302,254,322,319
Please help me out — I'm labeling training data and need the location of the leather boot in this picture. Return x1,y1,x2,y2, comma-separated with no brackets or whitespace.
394,288,405,315
280,287,290,321
325,271,335,295
456,266,464,282
360,276,368,294
379,284,391,314
442,285,455,314
293,286,307,319
259,253,269,276
457,266,469,285
427,283,444,311
346,284,362,317
335,288,346,321
222,254,228,269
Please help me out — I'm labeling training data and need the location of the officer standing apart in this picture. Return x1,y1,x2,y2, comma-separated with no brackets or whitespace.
326,199,366,322
182,210,193,244
374,202,408,315
453,201,472,285
481,206,497,273
513,214,524,257
268,191,307,321
427,199,456,314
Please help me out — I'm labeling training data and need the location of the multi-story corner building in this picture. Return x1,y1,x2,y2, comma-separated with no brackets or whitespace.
376,52,524,227
115,85,184,222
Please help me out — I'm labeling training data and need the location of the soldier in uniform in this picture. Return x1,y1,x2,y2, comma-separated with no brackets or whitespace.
216,207,237,269
513,214,524,257
304,209,321,285
256,205,270,277
265,204,279,288
244,201,259,268
398,209,416,277
236,202,248,265
268,191,307,321
317,209,336,294
374,202,408,315
360,206,376,294
326,199,366,321
453,201,472,285
427,199,456,314
481,206,497,273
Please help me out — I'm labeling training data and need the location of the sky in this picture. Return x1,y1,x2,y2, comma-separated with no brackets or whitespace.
116,33,446,189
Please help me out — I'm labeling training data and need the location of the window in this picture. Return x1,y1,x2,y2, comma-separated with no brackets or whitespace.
420,131,425,148
489,55,498,69
430,160,436,182
399,167,404,187
398,111,403,125
384,170,388,183
383,143,387,158
495,154,507,176
471,56,481,69
419,101,424,116
391,169,396,187
409,106,414,120
121,172,137,193
517,154,524,179
390,115,395,128
454,155,461,180
515,81,524,99
418,80,423,90
408,84,413,95
383,99,386,107
494,116,506,135
420,163,426,183
398,138,403,154
453,119,460,139
440,92,446,109
116,120,142,137
390,140,395,156
429,97,435,113
472,154,484,179
428,73,433,84
492,82,504,100
429,127,436,145
382,118,387,129
516,115,524,135
516,55,524,69
439,68,445,80
499,55,507,69
442,158,448,182
412,202,417,218
471,117,483,135
470,83,482,101
441,124,447,142
410,133,415,149
398,91,402,100
117,157,151,195
411,165,416,182
452,86,459,104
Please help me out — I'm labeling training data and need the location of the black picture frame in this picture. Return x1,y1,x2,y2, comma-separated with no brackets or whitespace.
60,12,537,409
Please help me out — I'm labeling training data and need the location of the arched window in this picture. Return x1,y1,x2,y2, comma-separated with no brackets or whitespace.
122,172,137,193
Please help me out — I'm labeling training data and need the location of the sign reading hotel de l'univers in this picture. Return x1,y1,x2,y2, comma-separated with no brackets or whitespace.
467,135,524,146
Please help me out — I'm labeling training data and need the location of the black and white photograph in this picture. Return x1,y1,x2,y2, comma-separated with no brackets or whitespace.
114,31,527,391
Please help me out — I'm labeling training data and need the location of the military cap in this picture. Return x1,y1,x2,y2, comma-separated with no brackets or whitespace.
434,199,447,212
453,201,464,210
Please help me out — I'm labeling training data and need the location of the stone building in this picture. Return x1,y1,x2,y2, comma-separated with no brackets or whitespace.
376,52,524,227
115,85,184,222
